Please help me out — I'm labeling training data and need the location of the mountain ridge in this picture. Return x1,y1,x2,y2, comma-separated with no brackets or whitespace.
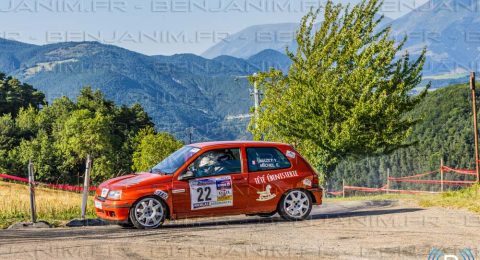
0,37,290,141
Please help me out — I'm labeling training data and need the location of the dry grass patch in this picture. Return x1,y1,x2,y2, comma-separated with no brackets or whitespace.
0,181,96,228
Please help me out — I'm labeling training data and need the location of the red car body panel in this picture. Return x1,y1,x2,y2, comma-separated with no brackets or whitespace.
95,141,323,222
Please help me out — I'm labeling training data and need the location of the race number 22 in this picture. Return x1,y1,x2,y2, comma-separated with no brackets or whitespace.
196,186,212,202
189,176,233,210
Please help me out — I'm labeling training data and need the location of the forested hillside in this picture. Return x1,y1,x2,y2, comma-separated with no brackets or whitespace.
0,38,291,142
0,73,184,185
331,84,476,190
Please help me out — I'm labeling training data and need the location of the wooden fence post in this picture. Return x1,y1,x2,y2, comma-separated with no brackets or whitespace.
470,72,480,183
440,158,444,192
323,181,327,198
386,168,390,194
342,179,345,198
28,160,36,223
81,154,92,220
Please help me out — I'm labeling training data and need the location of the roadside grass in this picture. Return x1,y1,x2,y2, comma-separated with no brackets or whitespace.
326,185,480,215
417,185,480,214
324,193,419,202
2,180,479,229
0,181,96,229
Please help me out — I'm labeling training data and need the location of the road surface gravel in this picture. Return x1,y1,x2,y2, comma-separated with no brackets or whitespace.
0,200,479,259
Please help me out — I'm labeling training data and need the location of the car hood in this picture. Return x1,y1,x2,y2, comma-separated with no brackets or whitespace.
100,173,172,190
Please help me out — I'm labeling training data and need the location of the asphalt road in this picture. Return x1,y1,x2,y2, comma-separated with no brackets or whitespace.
0,200,479,260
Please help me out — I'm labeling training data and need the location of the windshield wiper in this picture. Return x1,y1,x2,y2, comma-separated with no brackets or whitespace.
151,168,171,175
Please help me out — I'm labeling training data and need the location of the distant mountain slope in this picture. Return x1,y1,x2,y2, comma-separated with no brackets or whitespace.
0,39,270,141
202,23,299,59
247,49,292,74
390,0,480,75
202,16,392,59
204,0,479,77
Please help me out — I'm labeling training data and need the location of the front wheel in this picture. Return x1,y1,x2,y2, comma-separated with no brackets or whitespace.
278,189,312,221
129,196,166,229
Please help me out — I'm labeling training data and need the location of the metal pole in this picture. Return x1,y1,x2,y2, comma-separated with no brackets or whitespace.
470,72,480,183
253,74,259,130
386,168,390,194
81,154,92,220
28,160,36,223
189,128,193,144
342,179,345,198
440,158,444,192
234,73,260,130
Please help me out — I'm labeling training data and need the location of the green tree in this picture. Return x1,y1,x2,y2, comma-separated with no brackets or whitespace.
250,0,429,180
14,129,61,182
0,114,19,172
330,84,477,191
132,127,183,172
56,109,114,182
0,73,45,117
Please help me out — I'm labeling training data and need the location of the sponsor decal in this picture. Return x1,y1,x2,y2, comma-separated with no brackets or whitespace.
257,158,278,168
189,176,233,210
286,150,296,158
101,188,109,198
254,170,299,185
303,178,312,187
154,190,169,200
256,185,276,201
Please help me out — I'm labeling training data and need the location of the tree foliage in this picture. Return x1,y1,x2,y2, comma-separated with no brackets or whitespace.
0,74,182,185
249,0,429,179
331,84,477,191
132,127,184,172
0,73,45,116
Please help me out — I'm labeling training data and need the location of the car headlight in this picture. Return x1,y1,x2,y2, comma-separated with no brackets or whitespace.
107,190,122,200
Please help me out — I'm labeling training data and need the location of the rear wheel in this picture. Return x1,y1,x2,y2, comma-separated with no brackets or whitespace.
278,189,312,221
129,196,166,229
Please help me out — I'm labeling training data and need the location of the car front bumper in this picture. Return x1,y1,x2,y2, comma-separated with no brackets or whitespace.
94,197,133,222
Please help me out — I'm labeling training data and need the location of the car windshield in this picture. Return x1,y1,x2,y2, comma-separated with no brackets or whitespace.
151,146,200,175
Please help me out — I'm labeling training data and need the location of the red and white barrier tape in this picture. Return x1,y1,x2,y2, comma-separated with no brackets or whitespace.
0,174,97,192
441,166,477,176
388,177,475,186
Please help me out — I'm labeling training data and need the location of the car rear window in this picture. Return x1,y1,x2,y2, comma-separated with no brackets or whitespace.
246,147,291,172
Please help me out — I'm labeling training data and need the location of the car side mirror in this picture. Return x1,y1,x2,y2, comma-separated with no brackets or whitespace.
179,170,195,181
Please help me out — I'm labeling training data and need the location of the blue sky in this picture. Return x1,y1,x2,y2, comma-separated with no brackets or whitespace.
0,0,428,55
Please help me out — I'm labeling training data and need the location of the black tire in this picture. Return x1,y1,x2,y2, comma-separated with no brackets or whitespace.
129,196,167,229
257,211,277,218
117,222,134,228
277,189,312,221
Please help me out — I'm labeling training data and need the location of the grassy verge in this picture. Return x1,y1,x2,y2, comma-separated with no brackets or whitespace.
0,181,96,229
324,193,419,202
326,185,480,215
417,185,480,214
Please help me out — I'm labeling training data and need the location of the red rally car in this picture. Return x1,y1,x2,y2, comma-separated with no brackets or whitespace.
94,141,323,229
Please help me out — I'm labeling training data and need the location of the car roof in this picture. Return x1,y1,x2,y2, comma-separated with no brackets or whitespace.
189,141,291,149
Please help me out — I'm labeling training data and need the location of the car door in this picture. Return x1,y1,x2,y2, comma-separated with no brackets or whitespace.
172,147,249,218
246,146,296,213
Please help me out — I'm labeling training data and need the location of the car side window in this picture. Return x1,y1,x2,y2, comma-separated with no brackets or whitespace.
246,147,291,172
187,148,242,178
